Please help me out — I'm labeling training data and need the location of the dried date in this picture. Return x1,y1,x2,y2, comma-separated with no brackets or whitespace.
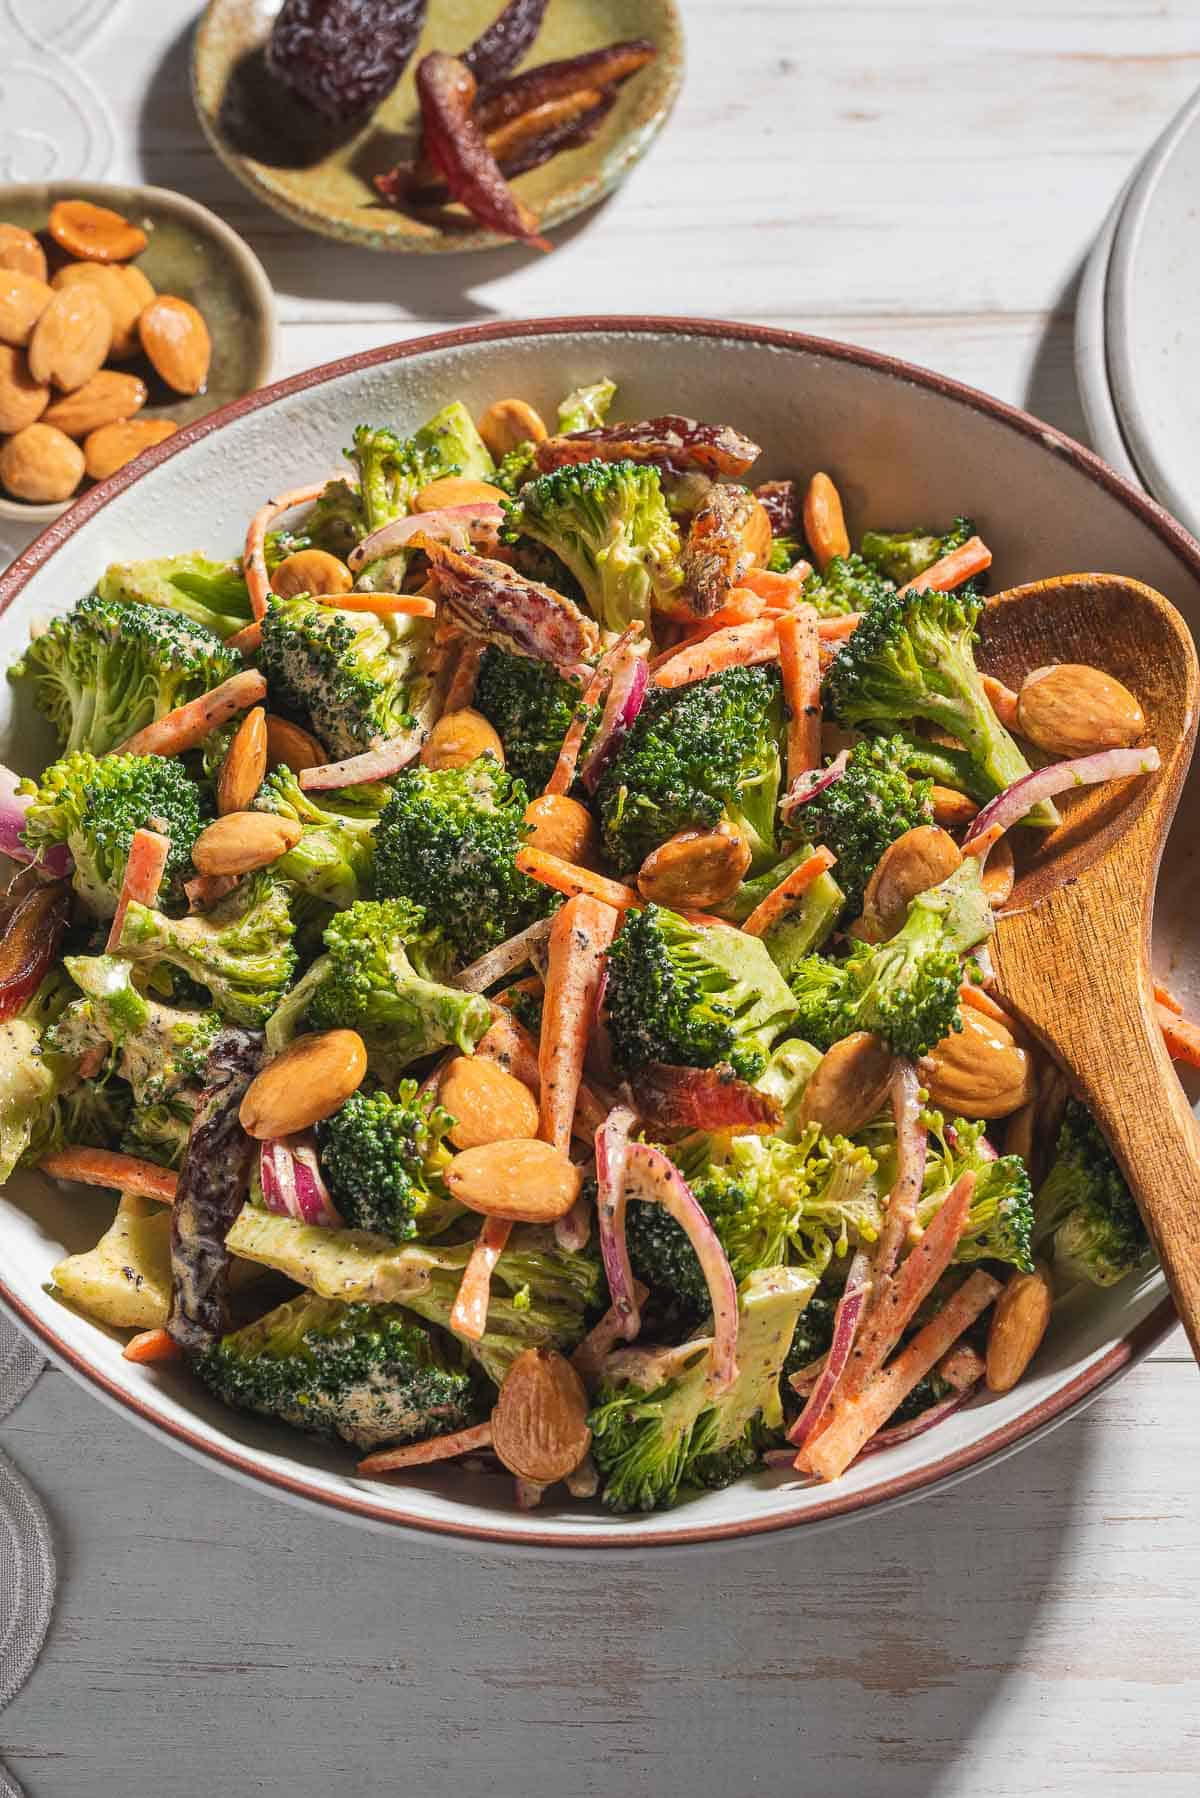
755,478,799,535
414,51,549,246
415,535,600,666
462,0,549,83
681,484,763,616
266,0,427,125
475,40,657,127
534,415,762,479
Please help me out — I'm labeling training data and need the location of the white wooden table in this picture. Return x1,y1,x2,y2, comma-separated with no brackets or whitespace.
2,2,1199,1792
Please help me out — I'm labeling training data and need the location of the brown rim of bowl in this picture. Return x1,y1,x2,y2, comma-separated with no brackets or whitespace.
0,316,1190,1550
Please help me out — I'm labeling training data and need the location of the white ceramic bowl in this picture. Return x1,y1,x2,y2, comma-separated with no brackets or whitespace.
0,319,1195,1551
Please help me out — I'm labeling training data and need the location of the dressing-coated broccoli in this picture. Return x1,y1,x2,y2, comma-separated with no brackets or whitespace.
790,735,933,913
317,1080,463,1243
605,905,799,1081
1034,1100,1148,1287
10,592,241,758
802,553,895,619
767,535,804,574
258,593,433,758
114,870,297,1027
252,764,388,909
97,553,254,641
21,751,202,916
914,1113,1034,1271
48,954,220,1105
123,1093,197,1168
718,844,845,975
557,379,616,434
474,645,594,791
860,517,974,587
0,973,118,1182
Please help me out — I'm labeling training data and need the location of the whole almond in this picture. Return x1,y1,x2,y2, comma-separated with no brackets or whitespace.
523,793,598,866
986,1263,1053,1393
0,224,47,283
83,417,178,481
491,1348,592,1484
861,825,962,941
43,369,147,439
445,1138,582,1222
477,397,547,458
921,1007,1034,1119
799,1030,894,1136
981,835,1014,910
217,707,268,816
420,707,505,771
1016,663,1146,758
0,422,84,502
239,1030,367,1139
270,548,353,600
139,295,211,395
47,198,147,263
192,810,301,876
52,262,154,359
930,785,978,829
0,344,49,433
439,1055,539,1150
637,822,752,909
27,284,111,391
0,270,52,347
265,714,326,774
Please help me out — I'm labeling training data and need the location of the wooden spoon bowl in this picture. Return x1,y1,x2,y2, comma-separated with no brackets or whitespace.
976,573,1200,1357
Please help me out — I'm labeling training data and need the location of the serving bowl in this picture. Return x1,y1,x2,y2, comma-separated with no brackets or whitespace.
0,318,1194,1550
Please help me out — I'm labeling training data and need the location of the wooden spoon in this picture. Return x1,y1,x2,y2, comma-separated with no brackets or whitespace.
975,573,1200,1358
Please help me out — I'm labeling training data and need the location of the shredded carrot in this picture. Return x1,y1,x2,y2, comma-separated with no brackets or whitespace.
1157,1002,1200,1068
477,1008,541,1091
818,613,861,642
39,1146,178,1205
227,619,262,654
981,672,1020,729
106,827,169,951
358,1420,495,1475
652,617,779,689
741,847,836,938
516,847,641,911
802,472,850,571
648,592,766,670
960,982,1020,1033
539,896,619,1157
543,662,607,796
243,481,330,619
961,821,1005,861
116,669,268,757
776,606,821,788
316,592,437,617
1154,980,1185,1015
449,1215,513,1341
937,1341,987,1392
123,1327,182,1365
898,536,993,597
443,639,484,713
740,566,813,603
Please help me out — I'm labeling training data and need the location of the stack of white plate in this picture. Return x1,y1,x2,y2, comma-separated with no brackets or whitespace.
1076,86,1200,537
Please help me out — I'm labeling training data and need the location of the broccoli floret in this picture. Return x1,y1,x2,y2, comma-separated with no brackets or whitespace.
373,756,555,964
767,535,804,574
789,856,993,1056
253,764,389,909
259,593,434,758
196,1293,480,1450
792,735,934,913
890,731,993,803
605,905,798,1081
557,379,616,434
412,401,495,481
20,751,203,916
802,553,896,619
1034,1100,1148,1287
114,870,296,1027
492,441,537,496
719,845,845,972
474,645,596,791
123,1093,197,1168
505,459,683,634
317,1080,463,1242
589,1267,815,1512
305,899,492,1074
96,553,254,641
597,665,783,871
860,517,974,587
823,584,1054,826
914,1113,1034,1271
9,591,242,756
0,972,118,1181
48,954,220,1104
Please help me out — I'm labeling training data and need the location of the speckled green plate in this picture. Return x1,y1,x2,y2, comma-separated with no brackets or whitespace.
191,0,684,253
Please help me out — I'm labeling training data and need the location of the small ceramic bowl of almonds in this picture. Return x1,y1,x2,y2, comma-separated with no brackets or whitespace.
0,180,274,530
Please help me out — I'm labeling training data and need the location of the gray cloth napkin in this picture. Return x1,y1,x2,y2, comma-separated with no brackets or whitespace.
0,1316,56,1798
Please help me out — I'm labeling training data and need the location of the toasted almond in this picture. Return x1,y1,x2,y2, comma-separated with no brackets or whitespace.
47,198,147,263
51,262,153,359
239,1030,367,1139
802,471,850,571
42,369,147,439
799,1031,894,1136
192,810,301,876
420,707,505,771
523,793,599,867
445,1138,582,1223
440,1055,539,1150
860,825,963,941
0,224,47,282
0,344,49,433
269,548,353,600
27,284,111,391
985,1263,1052,1393
82,417,178,481
265,715,326,774
491,1348,592,1484
139,295,211,395
216,707,268,816
930,785,978,828
0,422,84,502
1015,663,1146,758
0,270,52,347
477,397,547,458
415,474,508,511
981,834,1014,909
637,822,752,908
921,1006,1035,1119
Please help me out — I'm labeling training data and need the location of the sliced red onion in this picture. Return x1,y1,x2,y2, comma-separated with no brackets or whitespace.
781,749,849,821
452,917,553,993
594,1104,640,1341
786,1248,871,1448
858,1385,975,1455
260,1135,342,1227
579,643,649,794
571,1280,650,1387
348,503,504,572
868,1060,928,1291
0,765,71,875
963,744,1161,850
761,1446,806,1469
625,1140,739,1392
299,726,426,791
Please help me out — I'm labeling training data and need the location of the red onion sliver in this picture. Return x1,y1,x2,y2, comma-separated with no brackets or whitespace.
299,726,426,790
579,643,649,794
625,1140,740,1392
452,917,553,993
260,1136,342,1227
785,1249,871,1448
0,765,71,875
781,749,849,821
963,744,1161,849
348,502,504,571
594,1105,639,1340
945,1122,997,1162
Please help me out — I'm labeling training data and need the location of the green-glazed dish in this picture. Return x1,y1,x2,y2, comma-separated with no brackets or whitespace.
191,0,684,253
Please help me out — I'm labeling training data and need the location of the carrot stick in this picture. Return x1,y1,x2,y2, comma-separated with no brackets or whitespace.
802,472,850,571
39,1146,178,1205
1157,1002,1200,1068
543,661,607,796
982,673,1020,729
804,1270,1001,1481
936,1340,987,1392
227,619,263,654
898,536,993,597
317,593,437,617
106,827,170,951
243,481,330,619
818,613,861,642
740,566,813,603
776,606,821,788
516,847,641,911
648,592,767,670
539,895,619,1157
477,1008,541,1091
358,1420,495,1475
449,1215,513,1342
116,670,268,757
1154,980,1185,1015
123,1327,182,1365
443,639,484,713
741,847,836,938
651,617,779,689
960,982,1021,1033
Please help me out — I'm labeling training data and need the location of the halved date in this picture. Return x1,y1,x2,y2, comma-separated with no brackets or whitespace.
680,484,765,616
415,536,600,667
413,51,549,246
636,1063,783,1135
0,879,70,1022
755,479,798,535
401,86,615,201
534,415,762,479
474,40,658,127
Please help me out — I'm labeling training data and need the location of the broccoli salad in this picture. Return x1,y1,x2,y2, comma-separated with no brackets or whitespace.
0,377,1170,1512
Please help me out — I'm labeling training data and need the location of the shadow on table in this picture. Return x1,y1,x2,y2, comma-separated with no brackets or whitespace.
1024,259,1089,448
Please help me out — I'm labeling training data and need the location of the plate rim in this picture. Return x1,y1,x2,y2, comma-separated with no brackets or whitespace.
1073,170,1144,485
